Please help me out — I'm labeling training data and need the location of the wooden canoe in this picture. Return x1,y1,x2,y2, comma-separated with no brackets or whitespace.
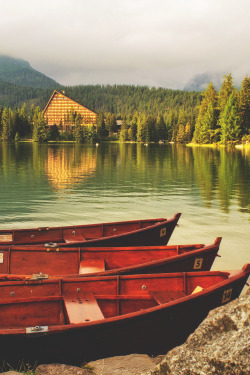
0,264,249,364
0,238,222,277
0,213,181,246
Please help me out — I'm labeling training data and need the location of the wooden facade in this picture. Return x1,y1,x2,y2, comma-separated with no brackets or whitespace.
43,90,97,128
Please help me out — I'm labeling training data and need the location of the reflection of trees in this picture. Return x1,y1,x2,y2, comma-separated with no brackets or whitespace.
191,147,219,208
0,142,35,176
190,146,250,213
94,143,250,214
0,142,249,214
44,145,97,190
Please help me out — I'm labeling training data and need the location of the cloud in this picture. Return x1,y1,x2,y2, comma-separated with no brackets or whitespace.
0,0,250,89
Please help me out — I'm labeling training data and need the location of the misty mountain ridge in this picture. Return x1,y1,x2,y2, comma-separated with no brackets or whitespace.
184,72,241,92
0,55,60,89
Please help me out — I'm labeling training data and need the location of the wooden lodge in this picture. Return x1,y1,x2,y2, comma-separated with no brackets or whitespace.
43,90,97,128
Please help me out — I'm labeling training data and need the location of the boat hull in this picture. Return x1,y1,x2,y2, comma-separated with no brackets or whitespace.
0,214,181,247
0,266,249,365
0,239,221,276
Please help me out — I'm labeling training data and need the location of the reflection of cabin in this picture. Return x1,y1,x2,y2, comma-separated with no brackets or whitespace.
45,148,97,190
43,90,97,129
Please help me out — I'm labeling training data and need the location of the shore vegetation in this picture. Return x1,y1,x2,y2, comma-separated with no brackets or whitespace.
0,75,249,145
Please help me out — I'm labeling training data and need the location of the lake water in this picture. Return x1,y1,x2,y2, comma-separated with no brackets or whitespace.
0,142,249,271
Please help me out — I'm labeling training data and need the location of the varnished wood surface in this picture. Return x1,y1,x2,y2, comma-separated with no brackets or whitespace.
0,265,249,364
0,214,181,246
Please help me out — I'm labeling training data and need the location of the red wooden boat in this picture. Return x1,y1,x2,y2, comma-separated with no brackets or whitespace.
0,213,181,247
0,264,249,364
0,238,222,277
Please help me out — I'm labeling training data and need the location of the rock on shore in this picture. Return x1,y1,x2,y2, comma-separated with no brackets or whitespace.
149,288,250,375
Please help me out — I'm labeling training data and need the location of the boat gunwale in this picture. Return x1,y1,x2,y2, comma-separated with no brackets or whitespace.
0,216,176,235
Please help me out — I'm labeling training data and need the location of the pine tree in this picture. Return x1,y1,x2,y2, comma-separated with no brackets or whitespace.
184,122,192,143
1,108,13,141
96,112,108,138
220,92,241,144
239,76,250,136
165,110,175,141
193,82,218,144
74,113,84,143
156,116,168,141
176,109,188,143
120,116,129,142
32,107,47,142
218,74,234,113
136,115,144,142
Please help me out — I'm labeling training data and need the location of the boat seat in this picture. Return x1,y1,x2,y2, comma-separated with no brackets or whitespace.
191,286,203,294
149,290,186,305
64,292,104,324
79,259,105,274
64,233,86,243
0,234,13,242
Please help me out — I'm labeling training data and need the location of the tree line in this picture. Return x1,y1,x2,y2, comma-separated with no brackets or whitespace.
0,75,249,144
192,74,250,144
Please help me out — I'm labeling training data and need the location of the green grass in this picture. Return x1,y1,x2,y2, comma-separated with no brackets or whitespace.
0,360,38,374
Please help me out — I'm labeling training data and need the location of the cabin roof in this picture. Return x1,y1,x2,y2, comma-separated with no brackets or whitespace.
43,90,97,115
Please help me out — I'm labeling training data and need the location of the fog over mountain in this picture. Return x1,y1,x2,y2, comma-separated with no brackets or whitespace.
0,55,60,88
1,1,250,89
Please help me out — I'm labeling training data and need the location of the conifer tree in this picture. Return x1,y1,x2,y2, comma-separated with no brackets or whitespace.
136,115,145,142
120,116,129,142
184,122,192,143
74,124,83,143
176,109,188,142
1,108,13,141
96,112,108,138
156,116,168,141
218,74,234,113
129,121,137,141
32,107,47,142
220,92,241,144
193,82,218,143
165,110,175,141
239,76,250,136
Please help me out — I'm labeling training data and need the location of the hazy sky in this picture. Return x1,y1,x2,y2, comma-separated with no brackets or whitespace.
1,0,250,89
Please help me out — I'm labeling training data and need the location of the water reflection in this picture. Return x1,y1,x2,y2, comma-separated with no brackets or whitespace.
0,143,249,215
0,142,249,269
44,146,97,190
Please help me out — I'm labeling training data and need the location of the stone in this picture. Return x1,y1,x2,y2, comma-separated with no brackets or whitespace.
148,288,250,375
88,354,157,375
36,363,96,375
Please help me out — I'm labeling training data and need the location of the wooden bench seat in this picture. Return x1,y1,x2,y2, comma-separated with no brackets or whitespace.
79,259,105,274
64,234,86,243
149,290,187,305
64,292,104,324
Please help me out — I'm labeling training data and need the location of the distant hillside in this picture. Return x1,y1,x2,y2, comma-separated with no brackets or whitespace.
0,56,202,120
0,81,52,108
64,84,201,118
0,55,61,89
184,73,223,92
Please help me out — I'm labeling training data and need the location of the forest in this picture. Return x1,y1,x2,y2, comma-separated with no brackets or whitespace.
0,74,249,144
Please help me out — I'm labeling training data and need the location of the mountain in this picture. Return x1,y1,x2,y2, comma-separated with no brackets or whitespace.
184,73,223,92
0,55,60,89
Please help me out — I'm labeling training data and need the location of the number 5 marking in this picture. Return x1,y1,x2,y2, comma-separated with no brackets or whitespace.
193,258,203,270
160,228,166,237
222,289,232,304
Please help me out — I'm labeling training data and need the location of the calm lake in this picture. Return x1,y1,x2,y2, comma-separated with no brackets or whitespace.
0,142,249,271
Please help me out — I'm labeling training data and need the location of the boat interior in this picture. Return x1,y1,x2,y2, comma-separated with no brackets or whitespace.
0,271,230,330
0,243,206,275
